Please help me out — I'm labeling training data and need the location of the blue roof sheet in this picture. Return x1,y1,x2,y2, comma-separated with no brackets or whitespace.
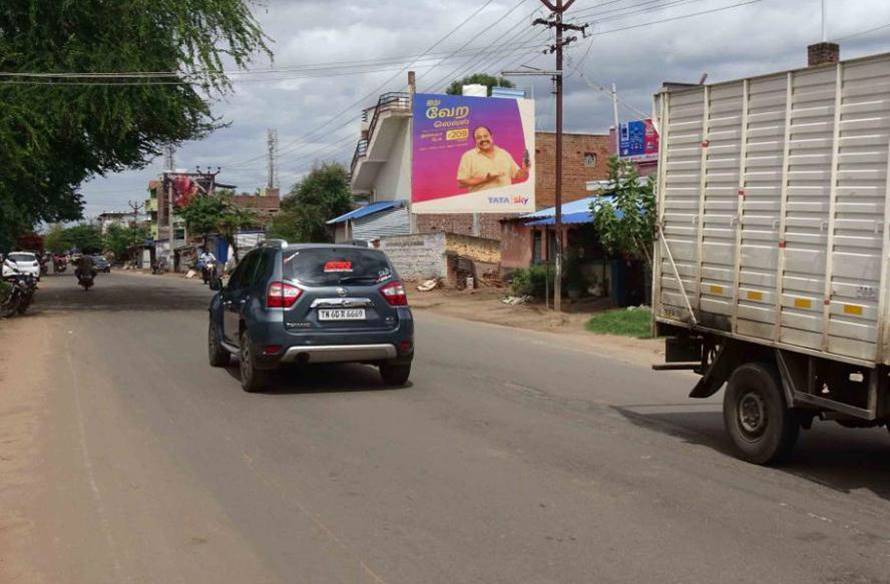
520,195,617,226
327,200,404,225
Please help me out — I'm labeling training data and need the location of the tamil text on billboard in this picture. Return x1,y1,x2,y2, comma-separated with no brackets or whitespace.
619,119,659,162
411,93,535,214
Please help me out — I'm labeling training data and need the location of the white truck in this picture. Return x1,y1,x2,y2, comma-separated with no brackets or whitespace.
653,49,890,464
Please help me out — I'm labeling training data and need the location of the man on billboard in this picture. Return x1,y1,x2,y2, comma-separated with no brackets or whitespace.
456,126,530,192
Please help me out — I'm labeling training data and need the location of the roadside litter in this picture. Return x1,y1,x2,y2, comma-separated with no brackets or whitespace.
501,295,532,305
417,279,439,292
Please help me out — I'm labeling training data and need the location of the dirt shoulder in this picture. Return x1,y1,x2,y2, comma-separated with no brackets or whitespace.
407,286,663,368
0,316,52,584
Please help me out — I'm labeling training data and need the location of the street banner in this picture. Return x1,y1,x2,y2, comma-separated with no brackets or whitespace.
618,119,659,162
411,93,535,214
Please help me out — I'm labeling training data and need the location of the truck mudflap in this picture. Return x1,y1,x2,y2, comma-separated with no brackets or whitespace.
689,341,742,399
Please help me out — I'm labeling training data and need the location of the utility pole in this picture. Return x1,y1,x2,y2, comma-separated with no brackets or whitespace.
267,128,278,191
127,200,144,229
407,70,417,235
534,0,585,313
127,200,145,267
163,145,176,267
611,83,621,156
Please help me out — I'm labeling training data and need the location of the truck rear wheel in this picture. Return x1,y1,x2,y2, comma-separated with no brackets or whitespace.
723,362,799,465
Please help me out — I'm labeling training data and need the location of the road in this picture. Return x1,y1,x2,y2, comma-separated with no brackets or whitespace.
1,271,889,584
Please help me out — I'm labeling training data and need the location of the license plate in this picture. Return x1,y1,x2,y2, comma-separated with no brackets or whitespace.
318,308,366,321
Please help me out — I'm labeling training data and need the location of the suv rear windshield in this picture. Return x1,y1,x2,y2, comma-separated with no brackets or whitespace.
8,253,35,263
282,248,393,286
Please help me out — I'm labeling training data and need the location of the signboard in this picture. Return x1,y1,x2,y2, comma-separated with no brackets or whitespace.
619,119,659,162
411,93,535,214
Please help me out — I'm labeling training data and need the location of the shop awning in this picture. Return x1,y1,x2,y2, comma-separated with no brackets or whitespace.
521,195,617,226
326,200,404,225
525,211,595,226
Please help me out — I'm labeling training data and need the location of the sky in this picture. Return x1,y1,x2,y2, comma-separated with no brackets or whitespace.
78,0,890,218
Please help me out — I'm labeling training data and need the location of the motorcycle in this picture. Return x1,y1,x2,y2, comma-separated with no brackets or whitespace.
53,255,68,273
76,269,95,291
201,260,217,285
1,269,37,317
151,257,168,275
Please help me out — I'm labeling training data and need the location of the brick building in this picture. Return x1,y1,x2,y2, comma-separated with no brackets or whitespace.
534,131,612,208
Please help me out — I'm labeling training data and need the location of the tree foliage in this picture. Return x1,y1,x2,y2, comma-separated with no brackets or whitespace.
0,0,270,251
591,157,656,267
104,223,149,258
179,193,257,259
63,224,104,254
446,73,515,96
267,164,353,243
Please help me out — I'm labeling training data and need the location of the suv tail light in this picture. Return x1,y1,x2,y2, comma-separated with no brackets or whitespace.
267,281,301,308
380,280,408,306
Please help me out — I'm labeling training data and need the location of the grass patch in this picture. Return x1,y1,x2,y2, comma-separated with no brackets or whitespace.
585,308,652,338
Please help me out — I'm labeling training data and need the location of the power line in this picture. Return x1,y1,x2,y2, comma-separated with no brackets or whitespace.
834,21,890,42
425,6,548,91
225,0,505,169
416,0,535,87
578,0,765,38
0,43,551,87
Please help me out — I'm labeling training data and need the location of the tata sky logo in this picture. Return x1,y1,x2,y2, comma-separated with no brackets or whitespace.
487,196,529,205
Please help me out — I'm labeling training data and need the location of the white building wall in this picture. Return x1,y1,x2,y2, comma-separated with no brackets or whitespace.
379,232,447,280
372,118,412,202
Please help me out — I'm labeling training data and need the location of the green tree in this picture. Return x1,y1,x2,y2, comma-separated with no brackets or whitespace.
43,224,72,253
104,223,149,259
267,163,353,243
178,195,227,245
0,1,269,252
591,157,656,268
446,73,516,96
64,224,104,254
178,193,257,260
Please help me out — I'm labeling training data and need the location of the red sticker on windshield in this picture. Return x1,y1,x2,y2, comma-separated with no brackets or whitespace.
323,260,353,273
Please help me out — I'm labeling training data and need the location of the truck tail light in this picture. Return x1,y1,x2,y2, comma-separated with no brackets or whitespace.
380,280,408,306
267,281,301,308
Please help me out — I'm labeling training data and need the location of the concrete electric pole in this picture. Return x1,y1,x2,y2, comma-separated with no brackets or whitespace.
267,128,278,191
534,0,585,313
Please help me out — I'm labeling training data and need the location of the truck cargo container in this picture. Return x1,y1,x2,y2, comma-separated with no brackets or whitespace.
653,47,890,464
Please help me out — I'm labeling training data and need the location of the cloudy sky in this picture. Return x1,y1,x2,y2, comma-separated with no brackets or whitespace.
79,0,890,218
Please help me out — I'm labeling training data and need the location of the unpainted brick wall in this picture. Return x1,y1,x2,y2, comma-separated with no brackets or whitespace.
379,233,446,280
535,132,611,209
415,213,519,241
444,233,500,264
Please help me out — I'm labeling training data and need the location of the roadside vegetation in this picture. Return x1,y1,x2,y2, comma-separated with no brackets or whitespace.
267,163,353,244
585,308,652,338
0,0,270,251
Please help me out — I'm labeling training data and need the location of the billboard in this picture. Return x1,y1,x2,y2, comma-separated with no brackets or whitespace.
619,119,659,162
411,93,535,214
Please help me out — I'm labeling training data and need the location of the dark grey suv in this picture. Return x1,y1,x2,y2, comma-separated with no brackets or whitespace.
208,241,414,392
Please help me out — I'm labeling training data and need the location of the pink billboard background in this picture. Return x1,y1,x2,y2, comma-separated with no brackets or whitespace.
412,93,530,204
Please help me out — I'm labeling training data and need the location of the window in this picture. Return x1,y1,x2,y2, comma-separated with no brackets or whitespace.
282,247,392,286
227,252,256,290
583,152,597,168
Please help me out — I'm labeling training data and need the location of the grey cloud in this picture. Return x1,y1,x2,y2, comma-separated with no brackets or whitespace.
80,0,890,216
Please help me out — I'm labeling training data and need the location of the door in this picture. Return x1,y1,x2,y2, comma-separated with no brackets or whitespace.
222,253,257,344
280,247,403,333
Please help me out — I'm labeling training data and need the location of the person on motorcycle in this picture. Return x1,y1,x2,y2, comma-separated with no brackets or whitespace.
196,247,217,284
74,254,96,280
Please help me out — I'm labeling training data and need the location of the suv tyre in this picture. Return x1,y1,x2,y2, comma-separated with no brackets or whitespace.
380,362,411,386
208,320,229,367
239,330,268,393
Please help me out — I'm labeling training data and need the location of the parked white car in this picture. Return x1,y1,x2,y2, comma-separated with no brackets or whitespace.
3,252,41,280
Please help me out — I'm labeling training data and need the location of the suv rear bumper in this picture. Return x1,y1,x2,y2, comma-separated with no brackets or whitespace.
280,343,397,364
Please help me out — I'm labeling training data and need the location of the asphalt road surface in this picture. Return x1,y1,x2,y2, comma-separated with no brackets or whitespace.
3,271,890,584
